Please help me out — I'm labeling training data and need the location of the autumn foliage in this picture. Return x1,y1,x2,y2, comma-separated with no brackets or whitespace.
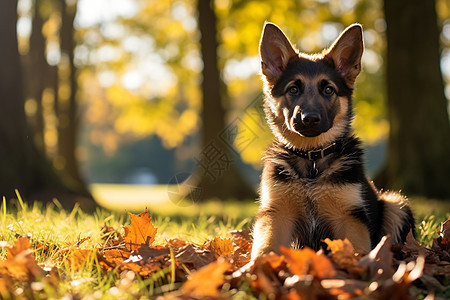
1,209,449,299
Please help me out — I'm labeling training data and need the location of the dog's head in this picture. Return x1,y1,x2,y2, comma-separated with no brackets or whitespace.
259,23,363,150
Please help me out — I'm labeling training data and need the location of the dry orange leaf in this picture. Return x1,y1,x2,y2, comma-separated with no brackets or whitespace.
181,259,231,298
1,238,43,281
280,246,336,279
123,208,157,251
209,237,233,257
324,238,364,275
103,249,131,266
250,253,286,297
68,248,114,271
67,248,95,270
324,238,355,255
7,237,31,259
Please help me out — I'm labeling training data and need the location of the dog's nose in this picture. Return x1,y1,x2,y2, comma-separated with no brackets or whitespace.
301,112,321,126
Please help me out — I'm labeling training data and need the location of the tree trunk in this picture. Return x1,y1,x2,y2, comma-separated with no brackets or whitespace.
25,0,48,151
0,0,95,210
57,0,91,196
377,0,450,199
0,0,35,196
194,0,256,201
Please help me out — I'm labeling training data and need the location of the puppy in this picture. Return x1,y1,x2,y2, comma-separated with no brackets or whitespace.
251,23,414,259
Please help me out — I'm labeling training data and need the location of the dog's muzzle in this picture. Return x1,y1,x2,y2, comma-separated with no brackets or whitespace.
291,112,326,137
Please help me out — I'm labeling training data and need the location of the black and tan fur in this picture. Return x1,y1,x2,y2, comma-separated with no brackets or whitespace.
251,23,414,259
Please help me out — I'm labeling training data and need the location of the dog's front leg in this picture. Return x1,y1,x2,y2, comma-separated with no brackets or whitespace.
251,207,296,259
251,162,306,260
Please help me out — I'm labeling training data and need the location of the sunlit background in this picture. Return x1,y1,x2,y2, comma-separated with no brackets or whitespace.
14,0,450,210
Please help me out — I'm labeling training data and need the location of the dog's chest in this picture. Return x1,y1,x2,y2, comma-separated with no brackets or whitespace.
287,180,363,250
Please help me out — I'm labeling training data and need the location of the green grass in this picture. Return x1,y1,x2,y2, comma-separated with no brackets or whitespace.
0,189,448,299
410,197,450,247
0,192,257,299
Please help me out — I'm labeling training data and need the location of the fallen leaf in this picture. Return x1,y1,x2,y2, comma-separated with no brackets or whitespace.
67,248,114,271
251,261,279,298
324,238,365,277
67,248,95,270
122,255,170,277
175,244,215,269
181,259,231,298
103,249,131,266
229,230,252,267
325,238,355,253
280,246,336,279
358,236,394,280
262,252,287,271
7,236,31,259
166,239,189,251
208,237,233,258
250,253,286,298
438,217,450,240
402,231,428,258
123,208,158,251
0,238,43,281
134,244,171,261
229,230,252,252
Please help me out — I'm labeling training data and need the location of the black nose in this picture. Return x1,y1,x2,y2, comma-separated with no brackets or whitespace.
301,112,321,126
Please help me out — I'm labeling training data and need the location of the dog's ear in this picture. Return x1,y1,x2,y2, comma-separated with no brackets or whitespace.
259,23,297,84
324,24,363,89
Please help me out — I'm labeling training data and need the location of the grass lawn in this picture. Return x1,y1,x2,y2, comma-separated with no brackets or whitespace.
0,185,449,299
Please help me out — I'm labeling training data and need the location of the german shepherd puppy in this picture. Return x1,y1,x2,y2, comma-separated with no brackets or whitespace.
251,23,414,259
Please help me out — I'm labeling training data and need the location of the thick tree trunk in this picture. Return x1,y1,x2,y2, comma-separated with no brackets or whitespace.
377,0,450,199
194,0,256,201
0,0,36,197
0,0,95,210
57,0,91,196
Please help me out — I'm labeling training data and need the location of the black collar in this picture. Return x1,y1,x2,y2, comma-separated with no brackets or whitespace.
288,142,337,161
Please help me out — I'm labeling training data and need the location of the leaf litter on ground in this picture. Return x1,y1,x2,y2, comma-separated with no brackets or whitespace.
0,208,449,299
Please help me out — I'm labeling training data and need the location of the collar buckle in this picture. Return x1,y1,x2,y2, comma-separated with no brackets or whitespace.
306,142,336,161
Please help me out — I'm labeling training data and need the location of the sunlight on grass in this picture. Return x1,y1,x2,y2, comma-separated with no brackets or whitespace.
91,184,172,211
90,183,258,219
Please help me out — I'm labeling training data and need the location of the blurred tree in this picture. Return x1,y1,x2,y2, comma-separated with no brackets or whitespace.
0,0,95,209
56,0,91,195
378,0,450,199
195,0,255,200
24,0,50,151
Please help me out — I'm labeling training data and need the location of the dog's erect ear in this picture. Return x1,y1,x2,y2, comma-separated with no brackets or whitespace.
259,23,297,84
324,24,363,89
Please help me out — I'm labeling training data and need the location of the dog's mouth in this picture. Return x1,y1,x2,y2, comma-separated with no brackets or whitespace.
295,128,324,137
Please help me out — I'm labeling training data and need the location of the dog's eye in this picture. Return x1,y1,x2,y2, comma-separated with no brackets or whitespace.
323,86,335,96
288,86,299,95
